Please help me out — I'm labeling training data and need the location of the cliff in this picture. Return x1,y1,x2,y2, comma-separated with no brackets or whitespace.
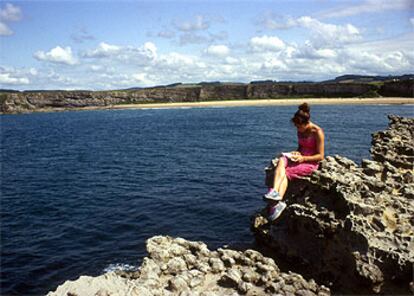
252,115,414,294
47,236,330,296
1,79,413,114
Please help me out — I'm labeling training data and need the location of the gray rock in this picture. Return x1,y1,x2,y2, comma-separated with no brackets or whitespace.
219,269,242,287
169,275,189,292
254,115,414,295
209,258,225,273
237,281,253,294
167,257,187,274
242,270,260,283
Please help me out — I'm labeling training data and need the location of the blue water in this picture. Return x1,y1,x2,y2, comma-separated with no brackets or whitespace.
1,104,413,295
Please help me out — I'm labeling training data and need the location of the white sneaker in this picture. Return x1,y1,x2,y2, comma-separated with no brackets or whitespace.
268,201,287,221
263,189,282,201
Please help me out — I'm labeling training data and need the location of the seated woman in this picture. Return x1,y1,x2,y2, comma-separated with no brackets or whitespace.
264,102,325,221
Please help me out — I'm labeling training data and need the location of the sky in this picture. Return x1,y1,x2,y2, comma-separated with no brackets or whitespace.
0,0,413,90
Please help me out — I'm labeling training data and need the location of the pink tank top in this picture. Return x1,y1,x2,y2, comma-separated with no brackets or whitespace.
298,132,318,157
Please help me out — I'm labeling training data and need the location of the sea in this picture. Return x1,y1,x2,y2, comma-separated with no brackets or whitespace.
1,104,413,295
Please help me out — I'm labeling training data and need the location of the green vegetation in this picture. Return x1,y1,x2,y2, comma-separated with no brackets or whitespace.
0,93,9,105
360,90,380,98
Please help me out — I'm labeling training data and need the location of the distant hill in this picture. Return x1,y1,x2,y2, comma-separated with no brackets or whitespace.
325,74,414,83
1,74,413,93
0,89,21,93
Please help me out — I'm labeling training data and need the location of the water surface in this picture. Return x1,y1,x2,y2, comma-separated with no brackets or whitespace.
1,104,413,295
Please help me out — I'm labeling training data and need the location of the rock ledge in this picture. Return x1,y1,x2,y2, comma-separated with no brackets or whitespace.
48,236,330,296
252,115,414,294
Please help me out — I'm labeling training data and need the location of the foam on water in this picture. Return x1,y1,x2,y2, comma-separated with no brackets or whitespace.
103,263,139,273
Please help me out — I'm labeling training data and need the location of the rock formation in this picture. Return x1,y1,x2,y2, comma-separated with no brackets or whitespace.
1,80,412,114
47,236,330,296
252,115,414,294
378,80,414,98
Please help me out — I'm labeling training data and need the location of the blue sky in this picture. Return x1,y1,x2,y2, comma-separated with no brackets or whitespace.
1,0,413,90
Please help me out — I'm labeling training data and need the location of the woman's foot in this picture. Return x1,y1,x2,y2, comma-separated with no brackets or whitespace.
263,188,282,201
268,201,287,221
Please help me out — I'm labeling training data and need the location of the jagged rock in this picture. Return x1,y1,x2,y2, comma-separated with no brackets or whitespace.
47,236,330,295
252,115,414,294
169,275,189,292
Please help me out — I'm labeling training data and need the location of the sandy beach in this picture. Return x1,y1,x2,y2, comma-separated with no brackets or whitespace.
8,97,412,114
105,97,413,111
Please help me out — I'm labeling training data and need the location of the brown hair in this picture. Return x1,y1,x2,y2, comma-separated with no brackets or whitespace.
291,103,310,125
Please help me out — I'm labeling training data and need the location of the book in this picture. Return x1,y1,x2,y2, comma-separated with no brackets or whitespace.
282,152,297,161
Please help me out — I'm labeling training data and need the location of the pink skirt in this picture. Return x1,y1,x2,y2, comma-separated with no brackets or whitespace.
280,156,319,180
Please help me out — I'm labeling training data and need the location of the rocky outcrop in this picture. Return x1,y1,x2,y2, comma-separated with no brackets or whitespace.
252,115,414,294
246,82,394,99
1,80,412,114
0,88,203,113
200,84,246,101
47,236,330,296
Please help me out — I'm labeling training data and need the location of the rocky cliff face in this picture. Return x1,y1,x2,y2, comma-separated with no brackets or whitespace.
200,84,246,101
47,236,330,296
1,80,412,114
252,115,414,294
378,80,414,97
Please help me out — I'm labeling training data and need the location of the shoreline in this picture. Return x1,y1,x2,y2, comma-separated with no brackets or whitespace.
109,97,413,110
2,97,413,114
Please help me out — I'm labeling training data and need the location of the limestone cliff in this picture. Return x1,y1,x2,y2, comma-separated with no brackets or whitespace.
252,115,414,294
1,80,412,114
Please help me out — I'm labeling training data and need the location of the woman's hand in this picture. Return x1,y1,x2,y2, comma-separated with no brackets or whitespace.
291,153,305,163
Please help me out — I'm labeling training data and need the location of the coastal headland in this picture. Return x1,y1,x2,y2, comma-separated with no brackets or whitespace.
1,77,413,114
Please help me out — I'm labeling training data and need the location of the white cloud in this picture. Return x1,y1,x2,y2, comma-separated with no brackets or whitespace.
258,13,297,30
131,73,154,86
0,73,29,85
205,45,230,57
34,46,78,65
297,16,361,46
318,0,411,18
257,15,362,47
344,47,412,74
179,32,209,45
142,42,157,59
90,65,103,72
82,42,157,66
158,52,195,67
0,21,12,36
83,42,121,58
0,3,22,36
0,3,22,22
157,30,175,39
295,42,338,59
249,35,285,52
29,68,38,76
0,66,33,85
175,15,209,31
6,26,412,90
410,18,414,27
261,57,287,70
178,31,228,46
225,57,239,64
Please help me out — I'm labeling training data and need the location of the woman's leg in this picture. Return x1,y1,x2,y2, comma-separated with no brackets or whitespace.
278,175,288,199
273,158,287,193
